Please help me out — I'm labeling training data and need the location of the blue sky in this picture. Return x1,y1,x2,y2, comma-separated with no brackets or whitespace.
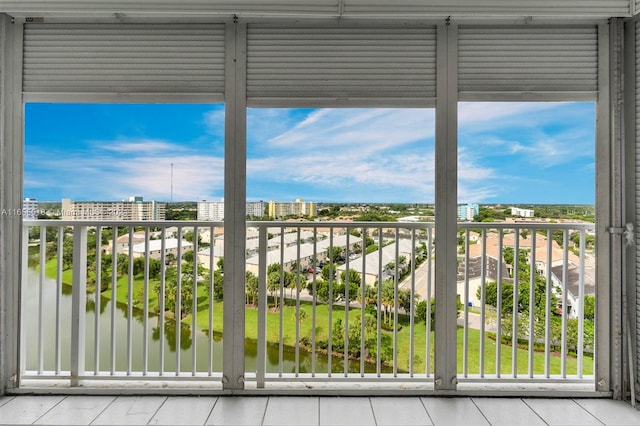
24,102,595,204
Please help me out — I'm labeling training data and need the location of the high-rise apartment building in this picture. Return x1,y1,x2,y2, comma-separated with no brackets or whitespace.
197,200,225,221
457,203,479,221
22,198,39,220
61,197,166,220
268,199,316,219
197,200,266,220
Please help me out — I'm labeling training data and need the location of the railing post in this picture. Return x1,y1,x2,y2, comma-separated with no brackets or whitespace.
70,225,87,387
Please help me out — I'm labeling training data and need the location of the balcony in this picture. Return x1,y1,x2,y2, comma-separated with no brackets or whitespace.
19,219,597,395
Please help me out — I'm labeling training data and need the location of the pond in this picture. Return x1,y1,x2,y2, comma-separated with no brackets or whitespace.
22,269,384,377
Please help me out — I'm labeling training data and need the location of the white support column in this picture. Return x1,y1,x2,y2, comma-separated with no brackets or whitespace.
623,17,639,401
434,21,458,391
0,14,23,395
610,18,627,399
596,19,624,397
223,19,247,391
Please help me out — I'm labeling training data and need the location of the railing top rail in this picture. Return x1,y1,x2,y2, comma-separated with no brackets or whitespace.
23,219,594,231
22,219,225,227
247,220,435,229
457,221,595,231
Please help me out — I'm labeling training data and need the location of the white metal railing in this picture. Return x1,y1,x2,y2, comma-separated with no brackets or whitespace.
19,219,595,390
457,222,595,382
249,221,434,384
21,220,225,385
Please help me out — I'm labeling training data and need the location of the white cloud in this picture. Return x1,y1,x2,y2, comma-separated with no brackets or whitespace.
458,102,569,129
99,139,183,154
25,139,224,201
264,108,435,155
204,108,225,128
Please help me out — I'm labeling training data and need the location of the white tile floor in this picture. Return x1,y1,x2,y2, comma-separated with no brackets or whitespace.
0,395,639,425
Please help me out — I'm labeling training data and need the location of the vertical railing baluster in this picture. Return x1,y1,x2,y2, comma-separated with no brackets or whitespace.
426,226,433,377
94,226,102,375
480,229,486,378
393,229,399,377
328,229,334,376
143,227,149,376
344,230,350,377
512,230,519,378
127,227,133,375
257,225,267,387
278,228,285,377
545,230,552,378
159,229,166,376
295,226,301,377
578,229,585,377
208,226,215,377
311,227,317,377
37,226,45,374
55,226,63,375
496,228,503,378
561,230,569,378
110,227,117,375
176,228,182,375
463,228,470,378
376,227,383,377
360,226,366,377
528,229,536,378
70,225,87,387
409,228,416,378
192,226,199,376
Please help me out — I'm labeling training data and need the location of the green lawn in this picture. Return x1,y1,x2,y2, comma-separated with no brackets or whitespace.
43,257,593,376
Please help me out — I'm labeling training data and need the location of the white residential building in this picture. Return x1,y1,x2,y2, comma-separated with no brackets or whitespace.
268,199,316,219
61,197,166,220
197,200,225,221
511,207,535,218
22,198,39,220
458,203,479,221
131,238,193,260
198,200,266,220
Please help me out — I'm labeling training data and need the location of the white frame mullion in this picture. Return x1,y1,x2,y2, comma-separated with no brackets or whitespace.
0,14,24,393
627,15,640,398
595,20,616,395
222,19,247,391
434,22,458,391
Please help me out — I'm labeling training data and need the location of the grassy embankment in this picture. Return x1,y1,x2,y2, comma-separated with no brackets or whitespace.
43,258,592,375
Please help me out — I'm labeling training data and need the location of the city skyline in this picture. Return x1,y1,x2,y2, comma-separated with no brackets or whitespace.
24,102,595,204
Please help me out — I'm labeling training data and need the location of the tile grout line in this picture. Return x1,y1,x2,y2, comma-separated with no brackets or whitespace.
469,397,494,426
570,398,606,425
367,397,378,426
0,396,15,408
202,396,219,426
146,395,169,425
260,396,271,426
418,397,436,426
88,395,117,425
31,395,67,425
520,398,550,426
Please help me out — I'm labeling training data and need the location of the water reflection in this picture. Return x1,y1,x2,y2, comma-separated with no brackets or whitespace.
151,320,192,352
23,269,387,376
